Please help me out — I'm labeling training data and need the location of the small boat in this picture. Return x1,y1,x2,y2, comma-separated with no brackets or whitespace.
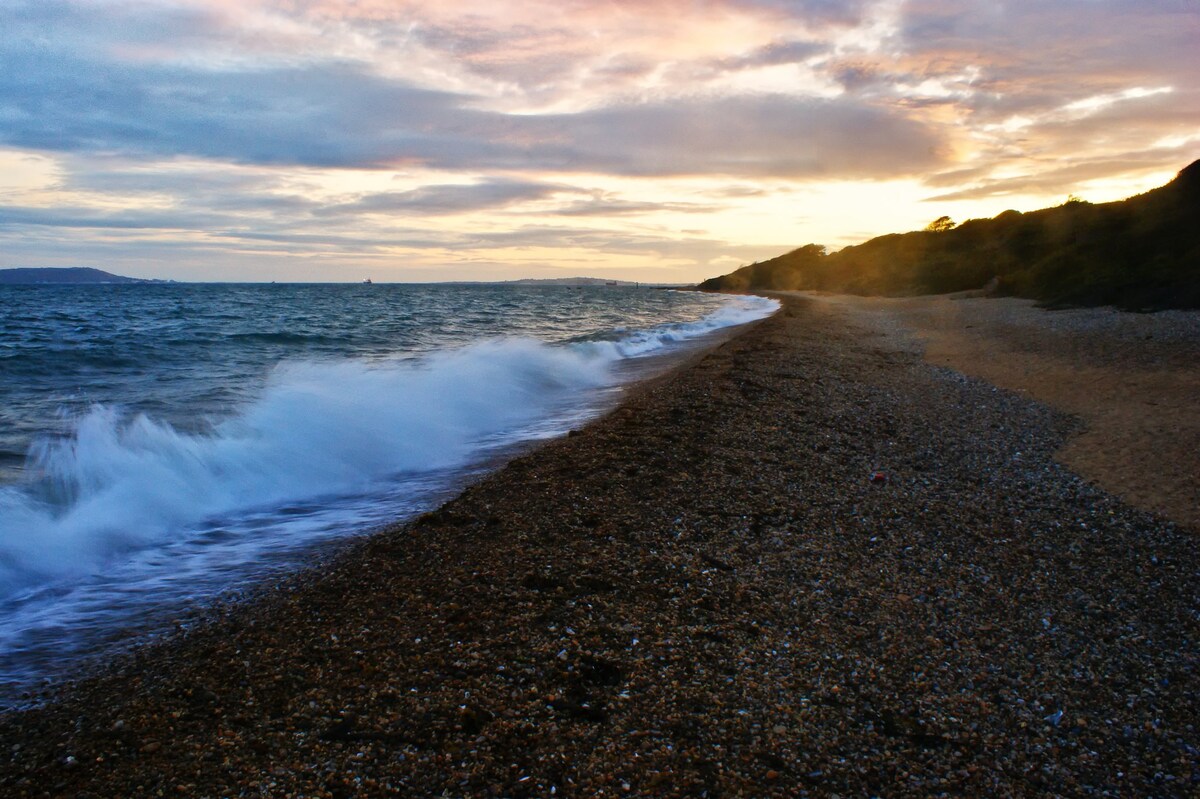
362,278,372,284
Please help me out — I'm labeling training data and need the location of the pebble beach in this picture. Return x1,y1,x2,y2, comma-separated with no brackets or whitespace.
1,294,1197,797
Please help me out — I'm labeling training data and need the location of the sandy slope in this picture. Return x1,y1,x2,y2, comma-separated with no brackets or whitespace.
811,293,1200,531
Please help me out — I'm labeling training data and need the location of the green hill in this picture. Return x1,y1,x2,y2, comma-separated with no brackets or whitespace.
699,160,1200,310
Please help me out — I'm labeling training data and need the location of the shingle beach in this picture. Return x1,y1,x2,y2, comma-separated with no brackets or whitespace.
2,294,1197,797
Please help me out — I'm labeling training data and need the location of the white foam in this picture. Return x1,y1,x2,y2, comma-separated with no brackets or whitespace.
591,294,777,357
0,294,778,596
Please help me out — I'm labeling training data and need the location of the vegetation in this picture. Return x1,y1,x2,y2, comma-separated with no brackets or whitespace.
699,160,1200,310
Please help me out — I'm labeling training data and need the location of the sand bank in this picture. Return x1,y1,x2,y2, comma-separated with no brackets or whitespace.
1,295,1196,797
812,293,1200,530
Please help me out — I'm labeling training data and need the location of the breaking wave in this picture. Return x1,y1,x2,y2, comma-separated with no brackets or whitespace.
0,295,777,596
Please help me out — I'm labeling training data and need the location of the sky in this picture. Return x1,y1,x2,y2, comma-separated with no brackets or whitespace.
0,0,1197,283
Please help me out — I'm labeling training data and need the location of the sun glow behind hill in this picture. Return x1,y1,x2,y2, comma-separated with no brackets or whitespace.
700,160,1200,310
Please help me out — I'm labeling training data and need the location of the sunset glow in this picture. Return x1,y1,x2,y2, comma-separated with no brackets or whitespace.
1,0,1197,282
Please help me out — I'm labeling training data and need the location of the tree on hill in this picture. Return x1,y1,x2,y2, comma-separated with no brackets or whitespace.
696,159,1200,310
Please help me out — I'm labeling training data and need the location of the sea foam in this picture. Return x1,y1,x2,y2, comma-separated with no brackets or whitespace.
0,295,778,596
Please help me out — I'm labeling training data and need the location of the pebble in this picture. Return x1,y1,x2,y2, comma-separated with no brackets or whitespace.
0,295,1196,798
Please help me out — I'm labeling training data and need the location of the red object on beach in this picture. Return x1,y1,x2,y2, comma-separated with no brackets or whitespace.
870,471,888,484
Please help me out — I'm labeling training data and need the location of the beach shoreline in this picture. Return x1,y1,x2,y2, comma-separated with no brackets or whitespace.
2,294,1196,797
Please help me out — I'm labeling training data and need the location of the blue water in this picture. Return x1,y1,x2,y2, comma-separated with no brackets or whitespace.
0,282,775,700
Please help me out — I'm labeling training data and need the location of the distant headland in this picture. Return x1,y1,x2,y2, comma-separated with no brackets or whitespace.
499,277,640,287
0,267,160,285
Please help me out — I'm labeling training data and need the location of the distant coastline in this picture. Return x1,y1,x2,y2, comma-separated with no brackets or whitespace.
489,277,686,288
0,267,161,285
0,269,687,287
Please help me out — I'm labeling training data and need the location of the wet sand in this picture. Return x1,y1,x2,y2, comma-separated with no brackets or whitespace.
1,295,1196,797
815,293,1200,530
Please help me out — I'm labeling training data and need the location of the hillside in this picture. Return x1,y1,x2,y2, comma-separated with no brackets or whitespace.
0,267,149,285
699,160,1200,310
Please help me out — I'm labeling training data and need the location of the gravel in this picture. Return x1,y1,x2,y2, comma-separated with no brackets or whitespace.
1,294,1196,797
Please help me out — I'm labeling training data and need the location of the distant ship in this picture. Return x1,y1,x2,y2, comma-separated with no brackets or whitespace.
362,278,372,284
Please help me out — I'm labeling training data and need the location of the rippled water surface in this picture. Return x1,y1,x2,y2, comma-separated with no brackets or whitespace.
0,282,776,701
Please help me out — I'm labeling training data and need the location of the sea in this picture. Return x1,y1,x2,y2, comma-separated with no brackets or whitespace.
0,282,776,703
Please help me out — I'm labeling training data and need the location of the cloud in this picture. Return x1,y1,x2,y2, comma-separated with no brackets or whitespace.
0,44,487,168
1,0,1197,281
541,95,948,178
0,197,782,276
0,0,907,159
720,38,829,69
209,229,451,252
799,0,1200,199
0,205,227,231
453,223,786,264
0,26,948,179
890,1,1200,122
922,87,1200,200
59,157,280,196
552,198,717,217
924,149,1198,203
317,179,578,216
239,0,873,114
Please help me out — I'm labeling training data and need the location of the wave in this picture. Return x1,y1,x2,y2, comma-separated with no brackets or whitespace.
226,331,340,345
585,292,779,357
0,295,777,596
